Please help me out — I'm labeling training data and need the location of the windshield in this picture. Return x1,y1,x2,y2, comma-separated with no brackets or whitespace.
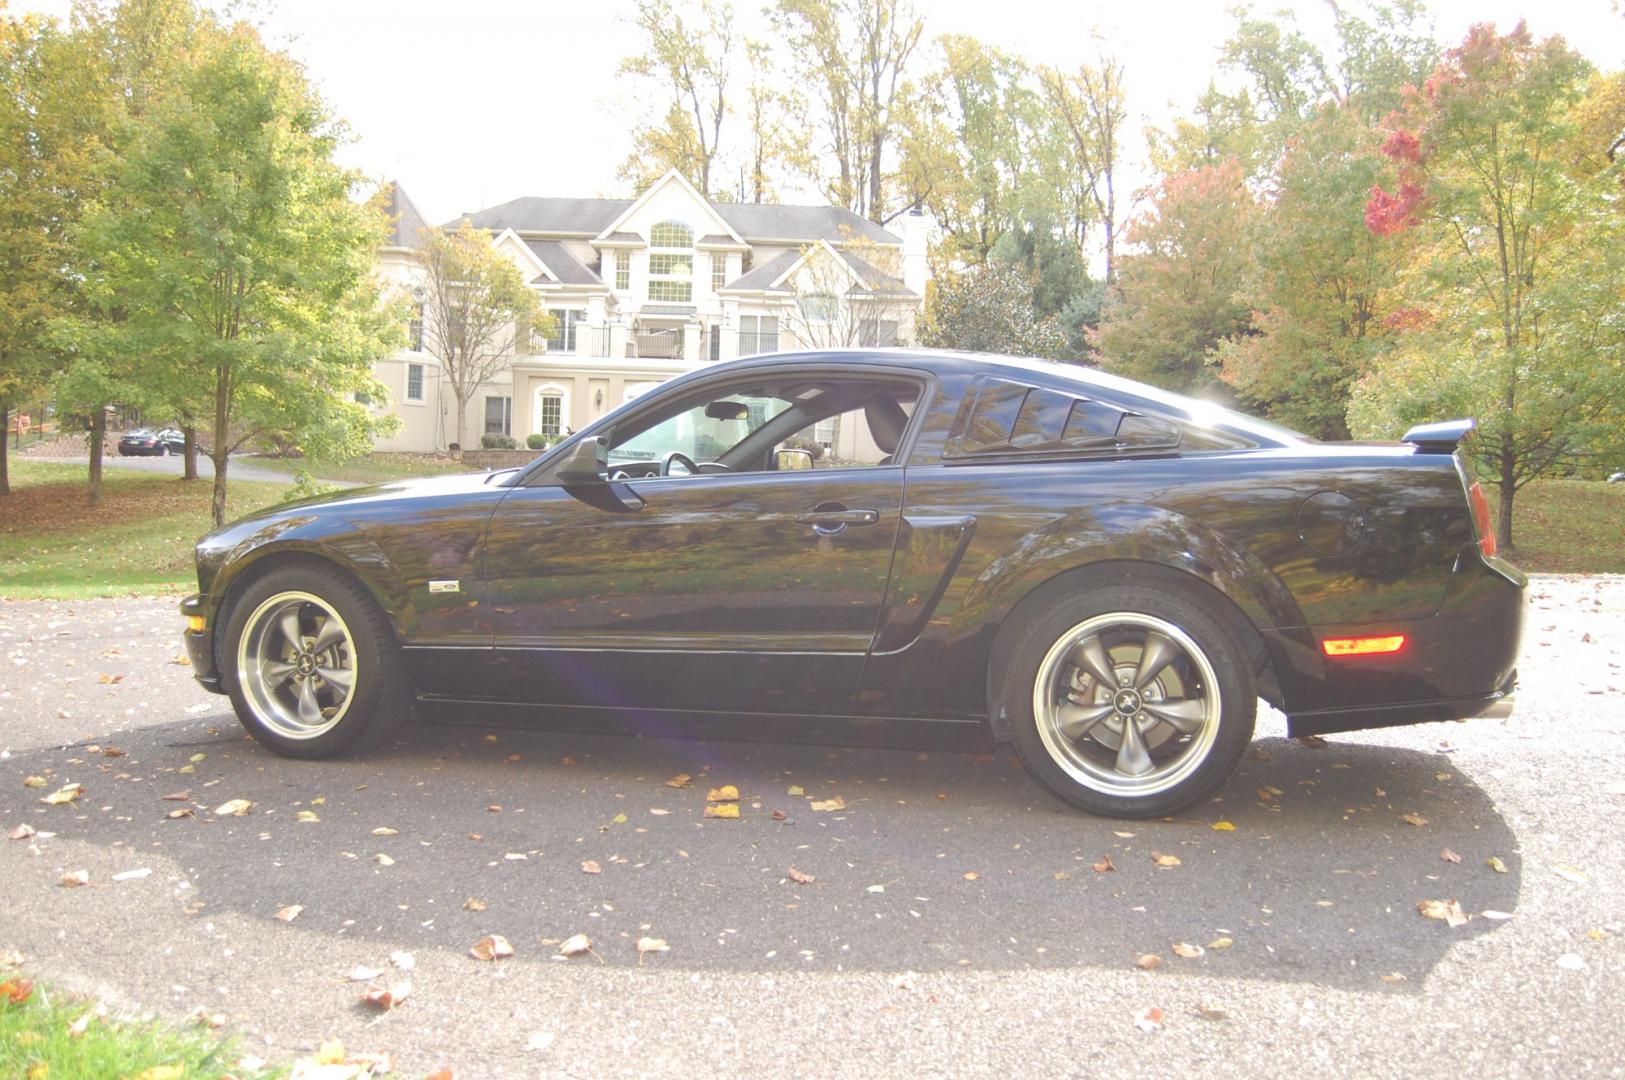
609,394,792,464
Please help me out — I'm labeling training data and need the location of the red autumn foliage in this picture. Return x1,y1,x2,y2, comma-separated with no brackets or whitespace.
1380,128,1423,165
1384,307,1433,332
1364,182,1424,236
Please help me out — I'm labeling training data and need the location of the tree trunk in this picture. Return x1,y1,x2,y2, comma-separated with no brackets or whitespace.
88,406,105,507
210,361,232,528
454,395,467,452
1497,439,1516,554
183,426,199,481
0,397,10,497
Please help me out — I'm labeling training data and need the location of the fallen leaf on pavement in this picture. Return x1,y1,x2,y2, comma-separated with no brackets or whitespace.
212,799,251,817
1295,735,1328,748
1417,899,1468,927
704,804,740,819
787,785,805,796
636,936,670,963
60,870,89,888
463,898,487,912
962,871,980,881
610,813,628,825
665,773,693,788
275,905,302,922
1092,855,1115,873
41,783,84,805
1208,936,1234,950
470,935,513,961
1135,954,1163,970
373,853,395,866
371,827,398,836
362,980,411,1011
707,785,740,802
810,796,846,812
8,824,35,841
1440,848,1462,863
788,866,814,885
166,808,195,820
161,791,190,802
1134,1006,1165,1033
1486,856,1508,874
1172,942,1205,959
558,933,593,957
1553,865,1587,883
1401,813,1428,827
649,808,671,815
296,810,320,823
1150,851,1181,868
581,860,602,874
1210,821,1236,832
1380,972,1407,983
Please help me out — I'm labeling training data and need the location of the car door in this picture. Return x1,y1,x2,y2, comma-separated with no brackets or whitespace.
477,372,920,716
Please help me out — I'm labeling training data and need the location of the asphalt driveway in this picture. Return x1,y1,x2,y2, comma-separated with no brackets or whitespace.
1,576,1620,1077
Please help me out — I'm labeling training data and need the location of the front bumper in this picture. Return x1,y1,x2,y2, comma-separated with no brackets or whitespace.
180,593,225,694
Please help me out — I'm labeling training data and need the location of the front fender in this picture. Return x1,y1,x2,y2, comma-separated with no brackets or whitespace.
202,516,415,641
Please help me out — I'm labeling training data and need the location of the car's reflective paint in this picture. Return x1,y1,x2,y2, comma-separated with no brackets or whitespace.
184,349,1524,741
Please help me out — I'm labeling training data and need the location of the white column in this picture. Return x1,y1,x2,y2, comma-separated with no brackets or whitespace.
682,319,701,363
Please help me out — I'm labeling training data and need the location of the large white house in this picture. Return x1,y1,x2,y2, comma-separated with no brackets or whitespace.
371,170,929,453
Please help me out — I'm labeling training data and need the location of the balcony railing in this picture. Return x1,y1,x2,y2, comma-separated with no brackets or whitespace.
635,327,682,359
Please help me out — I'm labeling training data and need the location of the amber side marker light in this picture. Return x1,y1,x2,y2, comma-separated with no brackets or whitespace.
1321,634,1407,657
186,615,206,633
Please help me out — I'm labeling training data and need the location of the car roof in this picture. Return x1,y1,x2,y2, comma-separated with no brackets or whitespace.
707,348,1306,448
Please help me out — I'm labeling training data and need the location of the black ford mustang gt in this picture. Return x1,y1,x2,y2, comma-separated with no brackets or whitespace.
181,350,1524,818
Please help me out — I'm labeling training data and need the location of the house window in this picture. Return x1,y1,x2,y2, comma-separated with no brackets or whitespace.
708,326,721,362
738,315,779,357
408,303,423,351
405,362,424,403
614,251,630,291
484,395,512,437
537,394,562,436
544,309,586,352
711,254,727,291
799,292,838,324
648,220,694,303
859,318,900,347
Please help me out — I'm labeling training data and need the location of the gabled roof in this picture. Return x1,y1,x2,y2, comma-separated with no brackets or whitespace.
837,249,914,296
451,181,903,246
593,170,746,246
380,180,431,250
721,249,801,292
524,239,603,287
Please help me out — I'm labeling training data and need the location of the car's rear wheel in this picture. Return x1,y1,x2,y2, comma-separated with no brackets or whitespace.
1004,582,1255,818
221,565,411,758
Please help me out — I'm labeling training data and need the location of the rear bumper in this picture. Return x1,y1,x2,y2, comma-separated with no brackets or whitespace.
1272,545,1524,735
180,593,225,695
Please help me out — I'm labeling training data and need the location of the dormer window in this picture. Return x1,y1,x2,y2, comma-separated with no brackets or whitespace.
648,220,694,303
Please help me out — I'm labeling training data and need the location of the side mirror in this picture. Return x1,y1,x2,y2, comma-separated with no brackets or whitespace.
775,447,814,471
554,436,608,484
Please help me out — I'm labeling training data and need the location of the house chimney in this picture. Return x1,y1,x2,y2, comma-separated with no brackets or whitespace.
902,207,929,299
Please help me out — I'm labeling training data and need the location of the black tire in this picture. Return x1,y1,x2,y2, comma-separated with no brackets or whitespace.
157,443,169,457
1003,581,1255,818
219,563,412,759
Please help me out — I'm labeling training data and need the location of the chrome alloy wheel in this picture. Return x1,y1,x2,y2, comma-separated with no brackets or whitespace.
1031,612,1222,797
236,591,358,740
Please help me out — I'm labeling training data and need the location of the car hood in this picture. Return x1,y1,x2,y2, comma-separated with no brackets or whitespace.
242,470,509,521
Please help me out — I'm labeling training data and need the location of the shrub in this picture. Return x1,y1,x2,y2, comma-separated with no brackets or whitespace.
526,433,548,450
480,433,518,449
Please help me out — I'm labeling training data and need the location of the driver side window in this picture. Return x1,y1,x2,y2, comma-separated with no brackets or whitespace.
609,395,789,470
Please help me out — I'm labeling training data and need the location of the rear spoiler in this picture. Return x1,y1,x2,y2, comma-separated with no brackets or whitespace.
1401,418,1476,454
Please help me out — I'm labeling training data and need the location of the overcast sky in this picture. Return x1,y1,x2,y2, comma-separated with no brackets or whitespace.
11,0,1624,224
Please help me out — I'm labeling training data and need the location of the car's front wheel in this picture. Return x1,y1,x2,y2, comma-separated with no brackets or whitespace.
1004,582,1255,818
221,564,411,758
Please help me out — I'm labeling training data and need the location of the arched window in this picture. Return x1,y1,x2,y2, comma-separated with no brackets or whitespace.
533,382,570,437
648,221,694,303
799,292,838,324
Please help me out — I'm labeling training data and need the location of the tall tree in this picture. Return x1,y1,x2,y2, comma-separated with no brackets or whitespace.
1350,24,1624,551
899,35,1031,264
1093,161,1256,395
919,261,1067,359
772,0,923,222
420,221,542,451
69,21,400,526
618,0,734,196
1038,52,1126,282
0,14,109,496
733,39,812,203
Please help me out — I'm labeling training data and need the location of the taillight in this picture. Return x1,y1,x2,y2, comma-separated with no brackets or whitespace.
1467,482,1497,558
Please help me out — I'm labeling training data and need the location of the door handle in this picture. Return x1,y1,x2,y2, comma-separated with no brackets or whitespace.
794,506,880,534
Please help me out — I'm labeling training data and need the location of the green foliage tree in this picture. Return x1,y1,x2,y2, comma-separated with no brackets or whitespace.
1037,53,1126,282
420,221,544,451
1348,24,1625,551
920,262,1067,359
67,20,401,527
618,0,735,196
1093,161,1256,396
0,13,113,497
772,0,924,222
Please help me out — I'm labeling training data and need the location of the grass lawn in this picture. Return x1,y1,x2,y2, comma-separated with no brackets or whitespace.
0,969,276,1080
243,450,470,486
0,461,290,600
1499,477,1625,574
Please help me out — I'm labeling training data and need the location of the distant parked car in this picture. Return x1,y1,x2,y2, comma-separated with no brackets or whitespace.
118,428,186,456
